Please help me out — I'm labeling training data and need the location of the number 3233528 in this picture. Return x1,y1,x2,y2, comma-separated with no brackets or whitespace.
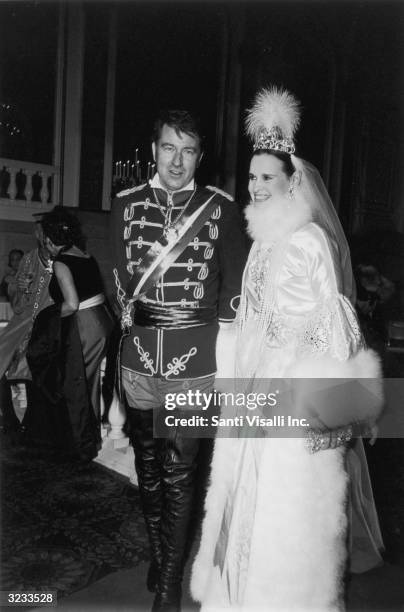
1,591,56,606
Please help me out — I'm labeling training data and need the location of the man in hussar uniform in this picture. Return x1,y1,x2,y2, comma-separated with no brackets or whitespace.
111,109,247,612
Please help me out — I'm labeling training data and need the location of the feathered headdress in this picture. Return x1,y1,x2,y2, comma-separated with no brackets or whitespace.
245,86,301,154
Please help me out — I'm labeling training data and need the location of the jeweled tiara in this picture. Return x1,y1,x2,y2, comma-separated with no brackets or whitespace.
246,86,301,155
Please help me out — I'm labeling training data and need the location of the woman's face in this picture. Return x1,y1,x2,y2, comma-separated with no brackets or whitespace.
248,154,291,204
44,236,63,257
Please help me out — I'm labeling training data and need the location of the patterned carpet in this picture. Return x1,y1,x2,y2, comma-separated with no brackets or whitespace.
0,433,149,602
1,425,403,611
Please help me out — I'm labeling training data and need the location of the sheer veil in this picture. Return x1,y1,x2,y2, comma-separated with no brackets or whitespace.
235,155,357,381
244,85,355,305
291,155,356,304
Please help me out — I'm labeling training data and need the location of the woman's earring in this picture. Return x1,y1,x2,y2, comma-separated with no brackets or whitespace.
288,183,295,200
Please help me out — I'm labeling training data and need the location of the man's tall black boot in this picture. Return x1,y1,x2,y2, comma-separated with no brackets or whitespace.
152,432,200,612
126,407,163,593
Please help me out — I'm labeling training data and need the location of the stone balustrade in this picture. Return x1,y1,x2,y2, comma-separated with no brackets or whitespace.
0,157,60,221
96,357,137,484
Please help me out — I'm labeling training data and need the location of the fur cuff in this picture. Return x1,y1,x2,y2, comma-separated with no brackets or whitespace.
286,347,382,379
285,348,384,429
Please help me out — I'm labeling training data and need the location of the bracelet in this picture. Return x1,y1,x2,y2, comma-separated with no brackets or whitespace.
331,424,353,448
305,428,331,454
305,424,353,454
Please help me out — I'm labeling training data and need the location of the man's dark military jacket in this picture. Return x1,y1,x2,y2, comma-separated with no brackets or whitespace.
111,179,247,379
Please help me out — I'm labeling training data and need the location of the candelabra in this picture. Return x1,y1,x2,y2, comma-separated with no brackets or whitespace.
112,148,156,197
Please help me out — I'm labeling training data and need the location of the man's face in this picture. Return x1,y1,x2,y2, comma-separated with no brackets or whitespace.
152,124,202,192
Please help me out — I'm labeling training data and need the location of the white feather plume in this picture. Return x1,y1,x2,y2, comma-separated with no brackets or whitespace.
246,86,301,141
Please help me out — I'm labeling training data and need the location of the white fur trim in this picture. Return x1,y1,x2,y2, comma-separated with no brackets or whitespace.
191,438,349,611
244,195,312,245
190,438,239,602
287,347,381,380
285,348,384,428
243,440,348,611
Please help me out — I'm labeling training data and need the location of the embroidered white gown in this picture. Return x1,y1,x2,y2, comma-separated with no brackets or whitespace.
191,222,383,611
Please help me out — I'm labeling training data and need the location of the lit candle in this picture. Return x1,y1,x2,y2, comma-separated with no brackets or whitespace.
130,163,134,179
147,162,151,180
115,162,119,178
136,161,141,182
135,148,138,164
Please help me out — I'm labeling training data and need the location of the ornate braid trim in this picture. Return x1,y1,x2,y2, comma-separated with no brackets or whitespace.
162,346,198,378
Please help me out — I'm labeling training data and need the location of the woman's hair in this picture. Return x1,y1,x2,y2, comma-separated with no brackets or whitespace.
41,206,86,250
252,149,295,177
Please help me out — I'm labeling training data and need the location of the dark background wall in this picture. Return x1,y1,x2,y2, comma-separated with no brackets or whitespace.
1,0,404,306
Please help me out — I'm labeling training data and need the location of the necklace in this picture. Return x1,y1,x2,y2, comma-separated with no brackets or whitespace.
153,188,196,241
249,244,273,301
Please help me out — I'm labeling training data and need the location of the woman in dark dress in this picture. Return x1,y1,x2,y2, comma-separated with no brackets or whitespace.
26,206,114,461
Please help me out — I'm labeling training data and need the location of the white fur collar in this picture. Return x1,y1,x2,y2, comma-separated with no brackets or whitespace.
244,195,312,244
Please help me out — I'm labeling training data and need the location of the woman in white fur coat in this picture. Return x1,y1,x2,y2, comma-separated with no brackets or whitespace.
190,87,383,611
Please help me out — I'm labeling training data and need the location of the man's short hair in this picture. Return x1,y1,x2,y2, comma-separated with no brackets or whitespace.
152,109,204,147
